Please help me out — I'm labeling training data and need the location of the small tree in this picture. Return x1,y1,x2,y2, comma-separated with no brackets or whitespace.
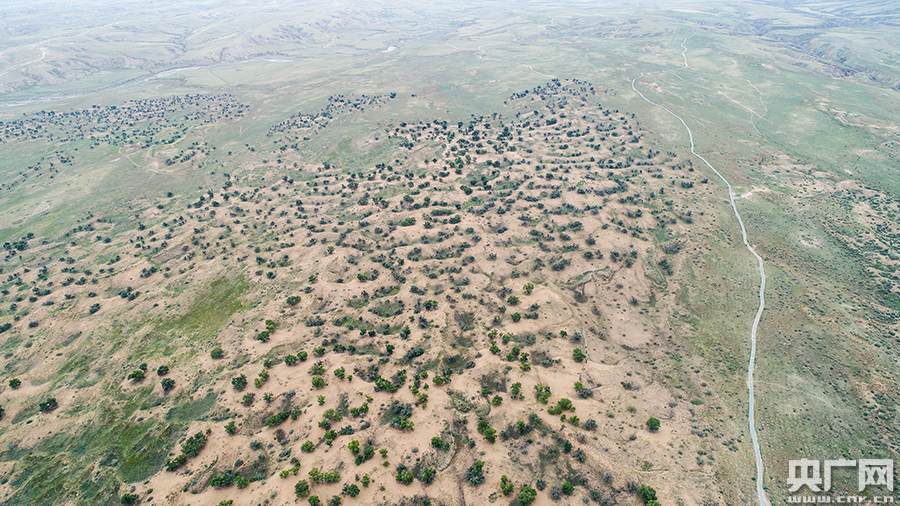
232,374,248,391
465,460,485,485
500,475,514,495
517,485,538,506
39,398,58,412
181,432,208,456
396,465,415,485
211,347,225,359
343,483,360,497
646,417,661,432
9,378,21,389
161,378,176,392
295,479,310,498
638,485,657,504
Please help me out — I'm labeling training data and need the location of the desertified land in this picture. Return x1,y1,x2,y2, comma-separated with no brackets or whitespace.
0,1,898,506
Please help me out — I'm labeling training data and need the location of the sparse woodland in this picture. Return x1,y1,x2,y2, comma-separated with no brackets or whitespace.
0,76,896,506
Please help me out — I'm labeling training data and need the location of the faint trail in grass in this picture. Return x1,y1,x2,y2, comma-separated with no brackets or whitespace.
746,79,769,135
457,43,556,79
632,72,768,506
118,147,139,167
0,47,49,78
715,88,771,135
746,79,768,116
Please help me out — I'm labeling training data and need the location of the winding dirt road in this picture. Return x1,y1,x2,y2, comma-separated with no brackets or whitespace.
631,70,769,506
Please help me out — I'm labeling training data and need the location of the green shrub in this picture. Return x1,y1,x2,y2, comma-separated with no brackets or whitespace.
395,465,415,485
421,466,437,484
517,485,537,505
638,485,657,504
164,454,187,471
210,472,235,488
534,384,551,404
181,432,208,457
572,348,586,362
500,475,514,495
295,479,310,498
38,397,58,412
264,411,291,427
465,460,485,485
355,444,375,465
254,369,270,388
